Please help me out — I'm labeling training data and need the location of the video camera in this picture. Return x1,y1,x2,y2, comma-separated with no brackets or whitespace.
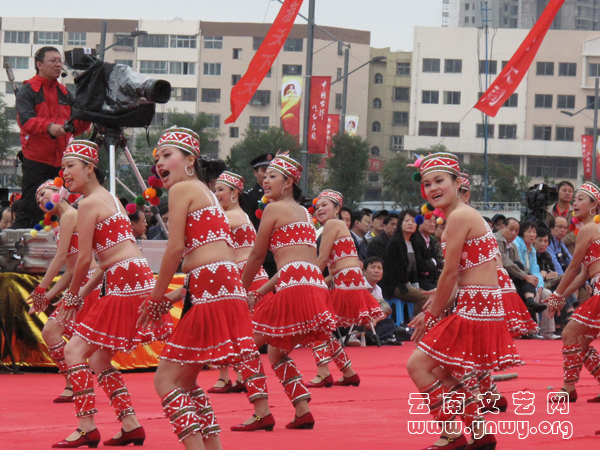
523,183,558,227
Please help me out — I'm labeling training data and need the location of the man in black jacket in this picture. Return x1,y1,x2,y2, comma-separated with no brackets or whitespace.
367,213,398,259
412,216,438,291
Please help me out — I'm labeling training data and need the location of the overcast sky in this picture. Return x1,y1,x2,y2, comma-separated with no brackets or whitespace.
0,0,442,51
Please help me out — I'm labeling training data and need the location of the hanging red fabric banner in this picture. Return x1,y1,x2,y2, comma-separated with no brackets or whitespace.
308,76,331,154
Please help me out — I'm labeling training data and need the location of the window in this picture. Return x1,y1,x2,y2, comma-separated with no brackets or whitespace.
114,34,135,47
559,62,577,77
138,34,168,48
503,93,518,108
3,56,28,70
251,90,271,106
371,146,380,156
201,88,221,103
557,95,575,109
373,98,382,109
444,59,462,73
372,121,381,132
230,127,239,138
115,59,133,68
232,74,241,85
393,87,410,102
5,81,23,94
233,48,242,59
509,18,518,28
476,124,494,138
374,73,383,84
4,31,30,44
253,37,264,51
590,63,600,77
204,36,223,49
170,35,197,48
335,93,343,110
586,127,600,135
139,61,167,74
203,63,222,76
533,126,552,141
423,58,440,73
422,90,439,104
556,127,574,141
282,64,302,76
441,122,460,137
34,31,62,45
338,41,344,55
464,17,469,24
419,121,438,136
396,62,410,76
536,61,554,76
68,32,86,46
498,124,517,139
589,96,597,110
391,135,404,150
249,116,269,131
171,87,198,101
479,60,497,74
207,114,220,129
498,155,520,172
337,68,343,81
393,112,409,126
444,91,461,105
534,94,553,108
465,3,470,10
283,38,303,52
170,62,196,75
527,156,578,179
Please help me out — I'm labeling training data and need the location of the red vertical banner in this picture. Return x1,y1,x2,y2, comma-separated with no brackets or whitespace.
225,0,304,124
474,0,565,117
325,114,340,156
308,76,331,154
582,135,596,180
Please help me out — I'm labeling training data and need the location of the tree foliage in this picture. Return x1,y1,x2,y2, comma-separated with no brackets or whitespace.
0,94,17,160
381,153,422,209
326,133,369,209
463,155,531,203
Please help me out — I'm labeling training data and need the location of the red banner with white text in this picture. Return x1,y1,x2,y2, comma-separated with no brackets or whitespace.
474,0,565,117
326,114,340,156
308,76,331,154
225,0,303,124
582,135,599,180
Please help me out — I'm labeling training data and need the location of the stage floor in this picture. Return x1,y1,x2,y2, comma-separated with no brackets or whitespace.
1,340,598,449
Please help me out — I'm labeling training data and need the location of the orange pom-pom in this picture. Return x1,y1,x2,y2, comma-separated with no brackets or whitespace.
144,188,157,199
312,217,318,225
312,198,318,205
52,221,59,228
595,215,600,224
436,217,444,225
45,212,52,219
153,148,157,158
574,229,579,236
53,177,64,187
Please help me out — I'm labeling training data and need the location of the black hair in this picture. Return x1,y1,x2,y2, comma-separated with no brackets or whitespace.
557,181,574,191
201,157,227,183
128,209,142,223
159,202,169,216
351,210,366,227
119,197,129,209
536,227,550,239
361,208,373,216
482,216,493,226
34,46,60,74
1,206,11,218
383,212,399,225
339,206,353,221
10,199,21,215
548,215,568,230
503,217,519,227
518,220,536,237
396,209,418,235
364,256,384,271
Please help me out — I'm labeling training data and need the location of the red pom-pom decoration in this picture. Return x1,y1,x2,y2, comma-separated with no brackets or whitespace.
59,169,64,178
569,223,576,232
53,177,64,187
149,196,160,206
308,206,315,214
148,176,161,188
150,165,158,176
67,193,80,203
255,209,263,219
43,217,52,226
572,217,579,224
126,204,137,215
424,213,433,220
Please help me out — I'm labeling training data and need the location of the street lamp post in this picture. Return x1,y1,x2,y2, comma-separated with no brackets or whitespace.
98,22,147,60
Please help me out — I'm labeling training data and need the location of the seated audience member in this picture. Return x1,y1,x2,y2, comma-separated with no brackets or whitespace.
367,212,398,259
412,215,438,290
483,216,493,230
10,199,21,224
363,257,399,345
495,218,547,316
491,213,506,233
546,180,574,222
366,209,388,243
147,203,169,240
0,207,13,230
128,208,147,240
361,208,373,233
340,206,352,229
350,210,370,263
547,216,572,276
381,210,427,316
433,218,445,279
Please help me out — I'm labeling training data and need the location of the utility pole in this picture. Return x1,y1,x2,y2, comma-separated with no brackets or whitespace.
339,46,350,135
482,0,491,202
593,77,599,185
99,21,108,60
299,0,315,193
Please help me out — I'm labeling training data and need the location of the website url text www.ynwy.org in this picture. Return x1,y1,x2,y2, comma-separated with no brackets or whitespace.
407,420,573,439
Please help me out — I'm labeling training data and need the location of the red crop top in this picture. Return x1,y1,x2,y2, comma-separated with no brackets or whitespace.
583,239,600,268
231,215,256,250
93,195,136,254
57,232,79,257
184,198,233,257
269,207,316,254
327,236,358,266
442,228,499,272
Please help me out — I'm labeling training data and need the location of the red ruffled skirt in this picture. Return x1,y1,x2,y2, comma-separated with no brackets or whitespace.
237,260,271,297
252,261,336,351
496,267,538,338
75,257,173,352
330,267,385,327
161,261,259,366
417,285,523,372
571,288,600,339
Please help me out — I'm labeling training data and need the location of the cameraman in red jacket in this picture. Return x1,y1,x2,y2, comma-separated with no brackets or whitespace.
13,46,89,228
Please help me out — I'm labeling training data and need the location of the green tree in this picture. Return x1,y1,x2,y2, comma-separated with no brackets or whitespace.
381,153,422,209
326,134,369,209
463,155,531,203
0,94,18,160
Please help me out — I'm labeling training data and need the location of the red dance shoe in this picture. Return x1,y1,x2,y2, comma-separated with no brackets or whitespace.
52,428,101,448
548,388,577,403
423,435,468,450
54,387,74,403
231,414,276,432
103,426,146,446
207,379,233,394
306,374,334,388
587,395,600,403
285,412,315,429
467,433,497,450
229,382,248,393
332,373,360,387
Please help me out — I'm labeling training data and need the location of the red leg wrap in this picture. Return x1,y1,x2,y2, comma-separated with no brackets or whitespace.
583,346,600,382
459,371,479,394
48,340,69,375
161,388,201,442
452,382,483,428
311,340,332,366
238,357,269,403
273,357,311,406
67,364,97,418
330,338,352,372
188,387,220,438
477,371,497,395
420,379,455,422
563,344,583,384
98,367,135,421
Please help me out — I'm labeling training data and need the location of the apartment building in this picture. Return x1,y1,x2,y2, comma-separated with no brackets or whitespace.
0,17,371,158
404,26,600,185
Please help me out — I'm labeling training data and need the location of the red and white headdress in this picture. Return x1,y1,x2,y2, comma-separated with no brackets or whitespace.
36,179,60,197
318,189,343,207
216,171,245,192
268,153,303,184
579,182,600,203
459,172,471,191
157,126,200,159
62,140,99,166
419,152,460,178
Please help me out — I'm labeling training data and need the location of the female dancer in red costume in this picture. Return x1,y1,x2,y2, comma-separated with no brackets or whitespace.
137,127,260,448
307,189,384,388
53,140,173,448
544,182,600,403
29,180,100,403
241,153,336,430
407,152,522,450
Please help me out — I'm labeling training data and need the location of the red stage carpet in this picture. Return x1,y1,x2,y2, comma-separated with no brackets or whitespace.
1,340,598,449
